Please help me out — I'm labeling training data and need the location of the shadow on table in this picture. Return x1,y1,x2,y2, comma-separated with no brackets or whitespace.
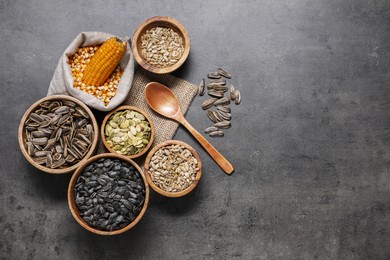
149,180,203,216
172,54,193,80
24,160,71,202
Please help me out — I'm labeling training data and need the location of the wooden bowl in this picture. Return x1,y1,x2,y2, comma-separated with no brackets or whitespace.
18,95,99,174
144,140,202,198
132,16,190,74
68,153,149,235
101,105,155,159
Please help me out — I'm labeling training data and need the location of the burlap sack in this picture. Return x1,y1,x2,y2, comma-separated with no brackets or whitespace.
47,31,134,111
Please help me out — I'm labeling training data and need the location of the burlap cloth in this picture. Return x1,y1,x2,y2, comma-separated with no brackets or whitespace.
96,68,198,166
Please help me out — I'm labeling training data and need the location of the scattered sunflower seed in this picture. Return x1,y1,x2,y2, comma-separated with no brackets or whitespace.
198,79,205,96
213,85,228,92
212,110,223,122
230,85,236,101
207,82,225,88
215,120,231,129
208,90,224,98
199,68,241,137
209,130,225,137
217,68,232,79
205,126,218,134
207,72,221,79
207,110,218,123
216,110,232,121
214,97,231,106
210,78,226,85
234,90,241,105
216,105,231,113
202,98,218,110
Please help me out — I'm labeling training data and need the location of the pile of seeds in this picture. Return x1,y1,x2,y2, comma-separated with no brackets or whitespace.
69,45,123,106
148,144,199,192
104,109,152,155
24,100,94,168
140,26,184,68
198,68,241,137
74,158,146,231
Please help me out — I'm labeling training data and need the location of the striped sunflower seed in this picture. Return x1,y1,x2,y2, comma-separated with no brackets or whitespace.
217,110,232,121
208,90,224,98
202,98,218,110
234,90,241,105
207,82,225,88
213,85,228,92
207,72,221,79
207,110,218,123
212,111,223,122
209,130,224,137
205,126,218,134
215,120,231,129
214,97,230,106
216,105,231,113
198,79,205,96
230,85,236,101
217,68,232,79
210,78,226,85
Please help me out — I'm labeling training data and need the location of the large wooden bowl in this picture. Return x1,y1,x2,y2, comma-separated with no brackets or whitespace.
101,105,155,159
18,95,99,174
132,16,190,74
144,140,202,198
68,153,150,235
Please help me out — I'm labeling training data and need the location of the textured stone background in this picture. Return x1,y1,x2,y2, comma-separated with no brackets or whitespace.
1,0,390,259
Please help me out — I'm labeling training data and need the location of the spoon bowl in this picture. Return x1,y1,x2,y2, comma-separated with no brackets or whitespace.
144,82,180,118
144,82,234,174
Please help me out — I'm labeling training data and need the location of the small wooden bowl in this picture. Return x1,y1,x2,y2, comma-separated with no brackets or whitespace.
101,105,155,159
132,16,190,74
144,140,202,198
68,153,150,235
18,95,99,174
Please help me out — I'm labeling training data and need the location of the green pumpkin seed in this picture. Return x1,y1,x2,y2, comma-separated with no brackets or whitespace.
120,120,129,129
130,126,137,135
109,121,118,128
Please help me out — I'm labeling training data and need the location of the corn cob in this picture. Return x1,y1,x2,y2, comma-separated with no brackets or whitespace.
82,37,126,86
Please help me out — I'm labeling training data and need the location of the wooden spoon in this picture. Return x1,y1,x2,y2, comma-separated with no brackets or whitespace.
144,82,234,174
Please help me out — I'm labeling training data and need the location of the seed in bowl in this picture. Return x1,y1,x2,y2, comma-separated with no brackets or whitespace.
24,100,94,168
68,38,126,106
105,110,151,155
148,144,199,192
74,158,145,231
140,26,184,68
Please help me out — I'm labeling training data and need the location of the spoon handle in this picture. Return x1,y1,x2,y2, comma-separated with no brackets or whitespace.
180,119,234,174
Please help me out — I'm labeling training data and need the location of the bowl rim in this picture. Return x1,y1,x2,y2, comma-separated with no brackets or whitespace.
144,140,202,198
67,153,150,235
132,16,191,74
100,105,155,159
18,95,99,174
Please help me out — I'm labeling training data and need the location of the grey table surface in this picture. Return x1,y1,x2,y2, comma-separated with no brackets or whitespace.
1,0,389,259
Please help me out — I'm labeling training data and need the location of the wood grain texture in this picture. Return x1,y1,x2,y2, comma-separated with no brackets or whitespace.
144,140,202,198
18,95,99,174
144,82,234,174
101,105,155,159
132,16,190,74
67,153,150,235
